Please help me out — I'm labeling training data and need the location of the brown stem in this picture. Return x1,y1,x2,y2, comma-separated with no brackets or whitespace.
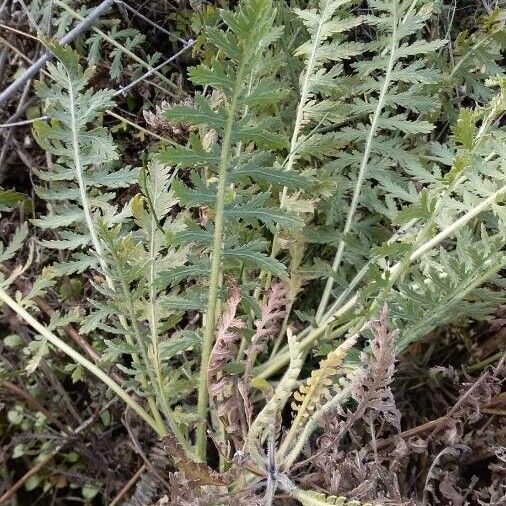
0,380,71,435
109,464,146,506
0,395,116,505
0,451,54,505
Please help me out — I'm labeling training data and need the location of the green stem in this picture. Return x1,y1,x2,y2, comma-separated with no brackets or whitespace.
448,26,503,81
110,244,190,452
466,351,505,372
315,1,399,323
145,176,193,455
255,185,505,380
255,0,334,300
68,68,108,280
0,287,162,434
67,62,165,432
196,61,246,461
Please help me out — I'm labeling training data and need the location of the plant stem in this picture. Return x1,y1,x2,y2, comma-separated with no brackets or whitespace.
145,175,193,455
68,77,108,280
0,287,162,434
109,242,190,452
257,0,333,319
67,66,165,432
267,0,331,257
255,185,505,380
315,1,399,323
196,62,245,461
448,26,502,80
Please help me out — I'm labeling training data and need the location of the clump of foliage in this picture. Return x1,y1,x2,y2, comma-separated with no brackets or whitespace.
1,0,505,504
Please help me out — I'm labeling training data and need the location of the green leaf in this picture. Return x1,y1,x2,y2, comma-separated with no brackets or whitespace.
157,260,210,287
25,475,41,492
224,242,287,278
31,210,84,229
378,115,434,134
0,189,25,212
104,339,138,355
233,118,287,148
86,166,139,189
222,362,245,374
164,94,225,130
8,407,24,425
82,483,99,501
40,231,90,250
206,27,239,61
3,334,23,348
395,39,447,59
158,331,201,360
453,109,476,149
13,443,25,458
0,223,27,263
226,194,304,232
173,174,216,208
230,163,311,189
160,291,207,311
157,144,220,168
239,82,289,106
189,63,235,95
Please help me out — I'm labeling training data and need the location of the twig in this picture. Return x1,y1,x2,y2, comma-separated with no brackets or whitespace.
0,47,8,87
0,22,39,40
0,0,115,107
53,0,178,93
0,396,118,505
105,109,177,145
0,380,72,434
108,464,146,506
0,78,32,184
123,409,172,491
0,33,178,145
375,366,501,451
14,0,41,32
113,38,194,97
482,408,506,416
0,116,47,128
115,0,187,44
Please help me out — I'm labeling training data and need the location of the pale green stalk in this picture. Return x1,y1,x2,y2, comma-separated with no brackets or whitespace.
0,287,162,434
255,184,505,380
315,1,400,323
146,181,193,455
283,1,330,177
66,67,165,432
281,1,330,215
196,61,246,461
258,0,335,314
68,76,107,279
